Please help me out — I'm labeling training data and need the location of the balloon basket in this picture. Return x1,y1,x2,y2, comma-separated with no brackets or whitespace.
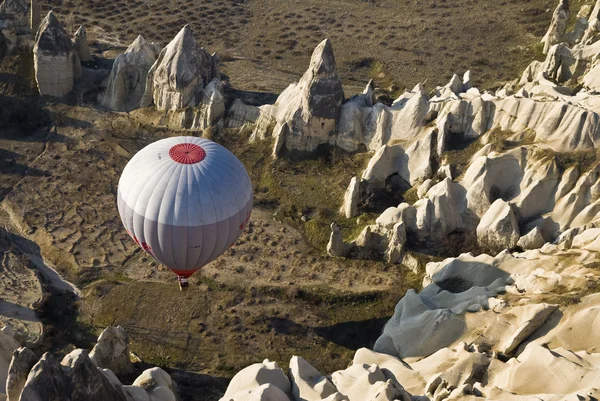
177,276,189,291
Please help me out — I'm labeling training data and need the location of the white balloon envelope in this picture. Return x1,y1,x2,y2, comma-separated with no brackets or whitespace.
117,136,253,277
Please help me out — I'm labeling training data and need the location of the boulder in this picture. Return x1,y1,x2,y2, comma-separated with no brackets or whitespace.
130,367,177,401
517,227,546,250
33,11,80,97
288,356,336,401
220,360,291,401
102,35,158,111
73,25,91,62
327,223,351,258
226,99,260,128
89,326,133,376
476,199,520,252
141,25,219,110
362,145,409,188
384,222,406,264
340,177,361,218
191,78,225,128
331,364,409,401
6,347,37,401
270,39,344,155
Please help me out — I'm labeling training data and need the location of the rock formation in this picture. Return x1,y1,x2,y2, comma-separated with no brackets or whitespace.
476,199,520,252
101,34,158,111
89,325,133,376
73,25,90,62
6,347,37,401
541,0,569,54
228,228,600,400
253,38,344,156
141,24,219,110
2,326,177,401
219,359,292,401
0,328,21,400
33,11,80,97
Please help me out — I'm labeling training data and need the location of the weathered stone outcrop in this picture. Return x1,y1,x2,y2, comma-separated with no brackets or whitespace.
8,326,177,401
89,325,133,376
476,199,520,252
20,351,130,401
219,359,291,401
266,38,344,156
73,25,90,62
33,11,80,97
6,347,37,401
541,0,569,54
102,35,158,111
141,25,219,111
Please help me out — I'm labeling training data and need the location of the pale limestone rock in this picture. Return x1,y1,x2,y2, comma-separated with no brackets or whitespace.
336,80,375,151
491,344,600,395
33,11,79,97
131,367,177,401
102,35,157,111
517,227,546,250
190,78,225,129
0,330,20,401
340,177,361,219
250,105,277,143
220,383,290,401
226,99,260,128
220,359,291,401
476,199,520,252
6,347,37,401
20,351,129,401
327,223,351,257
417,179,434,199
352,348,425,395
541,0,569,54
362,145,409,187
373,289,468,358
497,303,558,354
462,149,526,217
512,155,560,220
331,364,409,401
73,26,90,62
288,356,336,401
384,222,406,264
142,25,219,110
270,39,344,155
89,326,133,376
375,207,404,230
423,178,472,241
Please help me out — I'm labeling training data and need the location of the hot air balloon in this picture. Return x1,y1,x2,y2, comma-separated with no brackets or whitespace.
117,136,253,289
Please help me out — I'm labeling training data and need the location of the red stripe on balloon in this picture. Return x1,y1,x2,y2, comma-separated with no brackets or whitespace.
170,269,199,278
169,143,206,164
